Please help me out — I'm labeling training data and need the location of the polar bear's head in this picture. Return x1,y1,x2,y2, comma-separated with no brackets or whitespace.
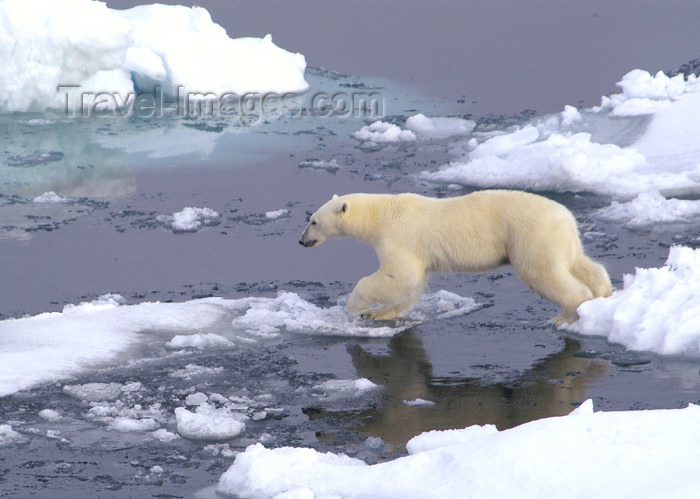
299,194,348,247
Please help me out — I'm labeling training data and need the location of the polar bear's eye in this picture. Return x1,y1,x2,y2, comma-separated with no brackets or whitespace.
311,220,317,225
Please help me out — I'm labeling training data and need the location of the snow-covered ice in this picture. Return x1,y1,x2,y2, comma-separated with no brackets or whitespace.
0,290,479,397
571,246,700,357
0,294,231,396
216,400,700,498
0,0,308,113
596,191,700,227
420,70,700,210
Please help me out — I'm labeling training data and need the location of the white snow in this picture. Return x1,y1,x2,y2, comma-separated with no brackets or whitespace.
0,0,308,113
175,404,246,440
352,121,417,143
157,207,221,232
405,114,476,139
571,246,700,357
419,70,700,218
217,400,700,498
151,428,180,443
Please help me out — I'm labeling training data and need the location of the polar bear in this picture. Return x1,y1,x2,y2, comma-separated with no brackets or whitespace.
299,190,612,326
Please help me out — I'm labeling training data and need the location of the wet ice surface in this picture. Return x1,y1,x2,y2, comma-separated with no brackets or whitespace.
3,66,700,497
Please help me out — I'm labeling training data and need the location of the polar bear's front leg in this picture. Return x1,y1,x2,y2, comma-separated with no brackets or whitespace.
347,265,427,320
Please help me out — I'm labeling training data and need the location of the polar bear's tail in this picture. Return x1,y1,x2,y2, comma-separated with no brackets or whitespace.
571,254,613,299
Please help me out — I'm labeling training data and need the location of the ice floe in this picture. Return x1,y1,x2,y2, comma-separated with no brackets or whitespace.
216,400,700,498
572,246,700,357
405,113,476,139
0,290,479,397
156,206,221,232
311,378,380,400
352,121,417,144
0,0,308,113
420,70,700,210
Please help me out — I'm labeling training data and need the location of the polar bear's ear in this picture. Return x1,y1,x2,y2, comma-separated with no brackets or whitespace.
332,194,338,200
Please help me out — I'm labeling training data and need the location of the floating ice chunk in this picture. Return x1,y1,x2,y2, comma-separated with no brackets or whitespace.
352,121,417,143
157,207,221,232
572,246,700,357
560,105,581,126
109,416,158,432
175,404,246,440
166,333,234,350
405,114,476,139
0,425,25,447
39,409,63,422
265,209,290,220
229,290,480,338
217,401,700,499
402,398,436,407
298,159,340,172
311,378,379,399
63,382,125,402
596,191,700,227
169,364,225,380
32,192,71,203
151,428,180,443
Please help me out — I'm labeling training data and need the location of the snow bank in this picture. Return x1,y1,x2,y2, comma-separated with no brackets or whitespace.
420,70,700,202
0,0,308,113
572,246,700,357
217,400,700,498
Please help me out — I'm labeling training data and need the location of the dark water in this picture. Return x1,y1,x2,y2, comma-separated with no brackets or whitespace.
2,2,700,498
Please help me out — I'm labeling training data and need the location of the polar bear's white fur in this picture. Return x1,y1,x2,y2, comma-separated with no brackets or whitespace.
299,190,612,326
